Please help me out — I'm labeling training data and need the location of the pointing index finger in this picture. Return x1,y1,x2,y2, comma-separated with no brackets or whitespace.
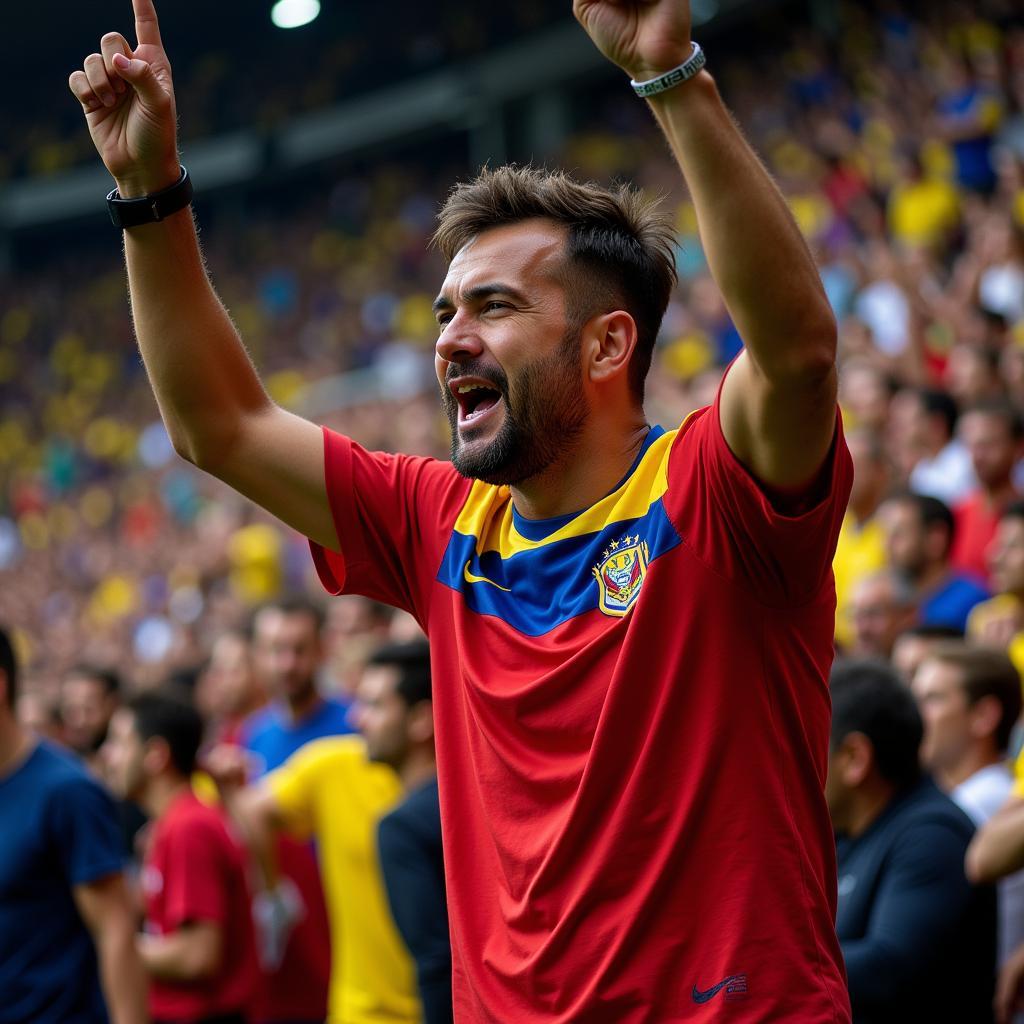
132,0,163,47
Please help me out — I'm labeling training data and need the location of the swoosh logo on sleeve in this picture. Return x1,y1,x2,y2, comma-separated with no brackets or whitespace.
463,559,511,592
692,975,745,1004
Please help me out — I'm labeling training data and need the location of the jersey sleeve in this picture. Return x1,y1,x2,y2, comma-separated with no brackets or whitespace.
265,739,339,842
308,428,472,624
47,771,126,886
160,816,231,929
665,377,853,607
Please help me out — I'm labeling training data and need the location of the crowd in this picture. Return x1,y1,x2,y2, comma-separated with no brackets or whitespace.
4,0,1024,1020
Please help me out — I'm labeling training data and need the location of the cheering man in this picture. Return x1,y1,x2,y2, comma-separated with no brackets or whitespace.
70,1,852,1019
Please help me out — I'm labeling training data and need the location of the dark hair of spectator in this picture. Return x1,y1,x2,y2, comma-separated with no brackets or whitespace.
368,638,432,708
896,623,965,642
257,594,326,633
926,643,1023,752
65,664,120,696
892,491,956,554
0,625,17,708
1001,500,1024,526
830,659,923,789
126,690,203,778
433,164,678,401
916,388,959,440
962,398,1024,441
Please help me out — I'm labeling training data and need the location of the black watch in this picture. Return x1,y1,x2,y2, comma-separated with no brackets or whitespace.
106,166,193,229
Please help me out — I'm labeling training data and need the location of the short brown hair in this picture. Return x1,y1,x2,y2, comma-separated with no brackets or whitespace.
434,165,677,400
928,643,1023,752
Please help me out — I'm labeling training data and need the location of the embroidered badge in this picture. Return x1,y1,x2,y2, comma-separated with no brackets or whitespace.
593,534,649,617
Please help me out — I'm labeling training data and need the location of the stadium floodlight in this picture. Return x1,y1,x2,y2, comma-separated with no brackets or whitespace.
271,0,320,29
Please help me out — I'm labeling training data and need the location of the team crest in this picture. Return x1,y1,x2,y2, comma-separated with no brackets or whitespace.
593,533,649,617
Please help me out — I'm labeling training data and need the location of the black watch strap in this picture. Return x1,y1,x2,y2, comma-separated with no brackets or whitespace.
106,166,193,229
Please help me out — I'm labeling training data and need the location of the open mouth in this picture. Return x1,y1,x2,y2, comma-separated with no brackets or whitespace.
453,380,503,425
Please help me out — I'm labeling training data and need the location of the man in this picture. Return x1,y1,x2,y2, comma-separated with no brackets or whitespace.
0,625,148,1024
890,623,963,683
239,597,339,1024
953,401,1024,582
61,664,122,775
903,387,975,505
848,569,919,660
833,429,889,649
357,640,451,1024
71,2,852,1017
196,629,265,748
911,643,1024,968
880,491,989,631
969,500,1024,674
827,659,996,1023
103,690,259,1024
234,693,421,1024
243,596,353,774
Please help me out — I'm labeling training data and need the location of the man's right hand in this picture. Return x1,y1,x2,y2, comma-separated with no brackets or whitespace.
68,0,180,198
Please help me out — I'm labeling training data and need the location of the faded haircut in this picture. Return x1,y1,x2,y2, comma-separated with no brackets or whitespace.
433,165,678,401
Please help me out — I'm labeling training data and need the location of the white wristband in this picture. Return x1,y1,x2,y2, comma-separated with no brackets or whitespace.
630,42,706,98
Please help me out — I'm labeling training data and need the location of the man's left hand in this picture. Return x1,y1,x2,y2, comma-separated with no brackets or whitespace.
573,0,692,82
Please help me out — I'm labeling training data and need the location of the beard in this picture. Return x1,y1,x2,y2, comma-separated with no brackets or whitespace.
441,328,589,486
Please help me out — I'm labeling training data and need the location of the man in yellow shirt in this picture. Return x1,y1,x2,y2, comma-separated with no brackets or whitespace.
237,722,420,1024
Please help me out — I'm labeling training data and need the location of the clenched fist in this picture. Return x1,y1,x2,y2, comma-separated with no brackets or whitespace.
68,0,180,198
574,0,693,83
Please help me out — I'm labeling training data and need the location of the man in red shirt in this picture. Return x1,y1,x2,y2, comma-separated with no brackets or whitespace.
953,401,1024,582
72,1,852,1018
104,691,259,1024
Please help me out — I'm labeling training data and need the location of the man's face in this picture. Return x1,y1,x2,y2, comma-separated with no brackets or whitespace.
101,708,147,802
434,220,589,486
911,658,971,776
198,633,255,720
880,500,928,577
990,517,1024,595
253,610,321,706
61,675,116,755
850,577,912,658
959,412,1018,489
352,665,410,769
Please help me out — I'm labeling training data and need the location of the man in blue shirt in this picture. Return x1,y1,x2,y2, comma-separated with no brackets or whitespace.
827,659,996,1023
242,595,354,774
0,625,147,1024
881,490,990,632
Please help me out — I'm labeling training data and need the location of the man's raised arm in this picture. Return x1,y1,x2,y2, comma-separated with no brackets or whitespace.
576,0,837,490
69,0,337,549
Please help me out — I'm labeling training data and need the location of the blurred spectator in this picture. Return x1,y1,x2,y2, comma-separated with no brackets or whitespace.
935,56,1002,195
834,430,890,649
912,644,1024,970
952,401,1024,582
890,623,965,683
970,501,1024,675
235,703,421,1021
903,388,975,506
16,686,64,741
230,600,337,1024
0,624,147,1024
880,491,989,631
243,595,354,775
828,659,996,1023
359,640,451,1024
103,690,259,1024
196,629,265,747
848,569,918,659
61,664,122,776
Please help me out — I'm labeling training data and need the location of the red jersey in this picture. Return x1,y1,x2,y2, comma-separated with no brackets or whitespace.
310,393,853,1022
143,790,259,1022
952,488,1017,583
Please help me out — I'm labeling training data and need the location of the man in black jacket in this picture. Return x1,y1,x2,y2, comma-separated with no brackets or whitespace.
827,659,996,1023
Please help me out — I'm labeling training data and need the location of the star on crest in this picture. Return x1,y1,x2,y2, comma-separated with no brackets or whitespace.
610,539,620,550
